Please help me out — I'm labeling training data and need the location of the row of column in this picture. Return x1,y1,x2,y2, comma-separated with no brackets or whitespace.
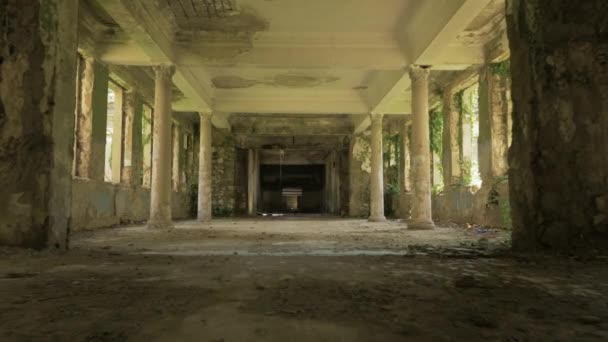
149,65,434,228
367,65,435,229
147,65,213,228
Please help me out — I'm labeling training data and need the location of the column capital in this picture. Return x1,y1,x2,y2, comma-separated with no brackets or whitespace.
154,64,176,79
199,112,212,122
409,65,431,83
369,113,384,122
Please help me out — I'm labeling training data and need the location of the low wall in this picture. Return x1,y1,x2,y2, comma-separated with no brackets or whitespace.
71,178,192,231
433,179,510,229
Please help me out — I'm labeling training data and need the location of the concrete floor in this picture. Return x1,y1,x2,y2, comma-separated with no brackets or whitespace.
70,217,511,256
1,219,607,341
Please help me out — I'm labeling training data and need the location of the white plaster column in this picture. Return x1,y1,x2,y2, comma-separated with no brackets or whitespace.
408,65,435,230
197,113,213,222
247,149,259,216
369,113,386,222
148,64,175,229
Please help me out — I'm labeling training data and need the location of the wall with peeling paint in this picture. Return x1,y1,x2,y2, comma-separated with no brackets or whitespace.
71,178,191,231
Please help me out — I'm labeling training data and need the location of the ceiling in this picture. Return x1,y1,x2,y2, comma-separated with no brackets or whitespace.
80,0,507,122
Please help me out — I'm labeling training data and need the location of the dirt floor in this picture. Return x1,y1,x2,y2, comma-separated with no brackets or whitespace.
1,218,607,341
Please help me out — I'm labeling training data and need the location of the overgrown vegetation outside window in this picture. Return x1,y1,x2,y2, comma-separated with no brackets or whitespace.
429,108,444,193
455,84,482,187
104,81,123,183
142,104,153,187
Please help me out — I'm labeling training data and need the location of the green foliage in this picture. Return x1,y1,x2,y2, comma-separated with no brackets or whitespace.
432,183,444,195
454,91,464,154
142,112,153,146
385,182,400,196
213,207,234,217
383,134,401,167
490,59,511,77
501,200,512,230
429,110,443,156
459,157,473,186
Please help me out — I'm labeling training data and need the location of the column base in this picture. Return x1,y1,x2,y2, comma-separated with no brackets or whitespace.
407,220,435,230
147,220,174,229
368,215,386,222
197,217,212,223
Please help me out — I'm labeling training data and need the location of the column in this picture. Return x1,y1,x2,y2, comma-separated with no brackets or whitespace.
0,0,78,249
409,65,435,230
507,0,608,251
247,149,259,216
441,87,461,186
121,90,143,186
478,65,510,184
172,124,182,192
148,64,175,229
74,56,95,178
369,113,386,222
74,56,108,181
399,118,412,218
197,113,213,222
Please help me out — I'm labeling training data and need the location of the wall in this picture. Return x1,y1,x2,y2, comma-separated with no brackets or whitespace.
349,131,371,217
433,180,510,228
0,0,78,249
211,129,238,216
71,178,191,231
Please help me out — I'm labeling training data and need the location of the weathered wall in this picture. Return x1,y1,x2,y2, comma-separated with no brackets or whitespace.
0,0,78,249
507,0,608,251
349,131,371,217
211,129,237,216
71,178,191,231
433,180,510,229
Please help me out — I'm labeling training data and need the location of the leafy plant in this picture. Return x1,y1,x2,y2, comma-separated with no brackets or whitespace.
460,157,473,186
385,182,400,196
490,59,511,77
429,109,443,156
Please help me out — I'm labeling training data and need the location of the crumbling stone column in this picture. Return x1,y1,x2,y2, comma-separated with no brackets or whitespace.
399,118,412,218
0,0,79,249
441,87,461,186
325,150,340,215
121,90,143,186
478,66,510,183
409,66,435,230
247,149,259,216
148,65,175,229
369,113,386,222
197,113,213,222
172,124,182,192
507,0,608,251
74,56,108,181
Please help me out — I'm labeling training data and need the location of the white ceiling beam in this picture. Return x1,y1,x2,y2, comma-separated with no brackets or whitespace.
351,114,371,134
96,0,214,114
371,0,491,114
